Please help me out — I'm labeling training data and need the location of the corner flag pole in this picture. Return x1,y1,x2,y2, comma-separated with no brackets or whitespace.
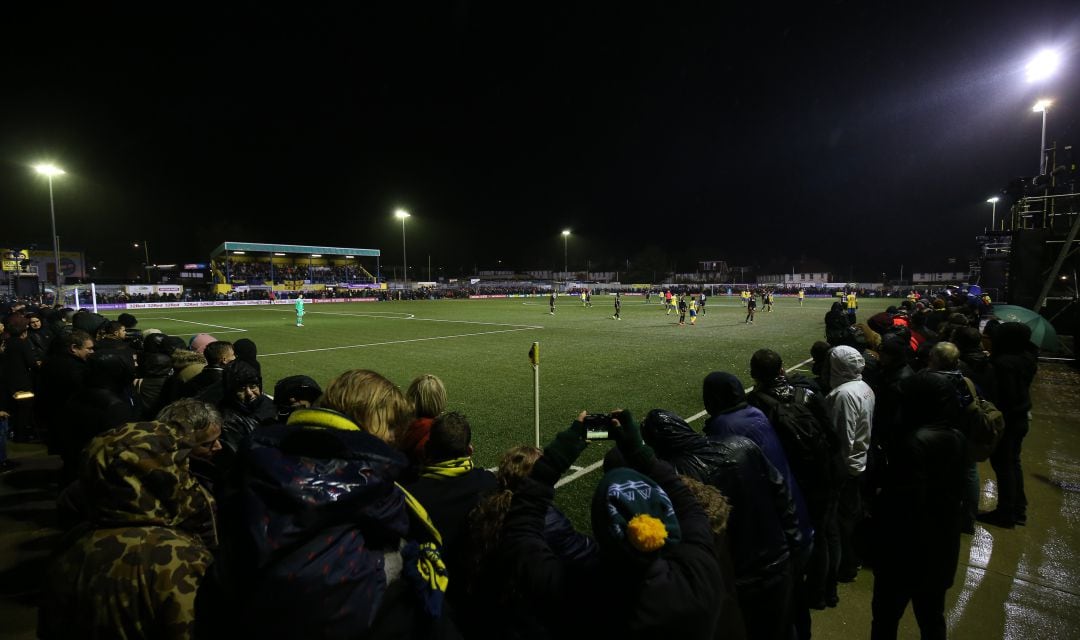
529,342,540,447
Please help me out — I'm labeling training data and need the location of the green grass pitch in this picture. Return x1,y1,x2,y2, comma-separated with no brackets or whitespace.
129,294,891,528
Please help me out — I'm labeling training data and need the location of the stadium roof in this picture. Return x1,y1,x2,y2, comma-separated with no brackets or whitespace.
210,242,380,258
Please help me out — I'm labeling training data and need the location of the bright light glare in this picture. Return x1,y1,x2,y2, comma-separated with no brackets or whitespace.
345,255,355,259
562,229,571,236
986,197,999,203
1026,49,1061,82
274,252,286,256
311,254,322,258
1033,99,1053,112
394,209,410,219
33,163,65,176
233,251,245,255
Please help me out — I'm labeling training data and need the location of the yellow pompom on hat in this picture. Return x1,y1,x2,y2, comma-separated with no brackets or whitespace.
592,468,681,558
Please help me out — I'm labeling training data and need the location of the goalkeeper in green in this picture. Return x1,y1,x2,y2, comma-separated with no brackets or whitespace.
295,295,305,327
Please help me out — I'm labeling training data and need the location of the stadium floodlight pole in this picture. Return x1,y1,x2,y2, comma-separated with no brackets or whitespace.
561,229,570,278
134,241,151,282
986,197,999,231
1033,99,1052,175
395,209,411,288
33,163,65,291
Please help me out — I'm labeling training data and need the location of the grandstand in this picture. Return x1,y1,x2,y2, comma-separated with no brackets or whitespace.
209,242,383,294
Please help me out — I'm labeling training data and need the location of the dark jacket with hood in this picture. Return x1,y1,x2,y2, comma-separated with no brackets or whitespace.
57,352,142,470
498,446,724,640
643,409,802,588
875,370,967,589
702,372,812,546
199,408,455,640
991,322,1037,422
216,360,276,457
135,352,174,418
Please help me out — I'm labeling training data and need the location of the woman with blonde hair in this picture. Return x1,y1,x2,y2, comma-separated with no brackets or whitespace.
204,368,453,638
401,373,448,464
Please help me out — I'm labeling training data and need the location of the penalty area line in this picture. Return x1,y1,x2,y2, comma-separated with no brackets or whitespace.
554,356,813,489
157,317,249,332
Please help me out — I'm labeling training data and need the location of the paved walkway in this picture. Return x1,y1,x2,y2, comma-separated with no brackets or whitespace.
3,363,1079,638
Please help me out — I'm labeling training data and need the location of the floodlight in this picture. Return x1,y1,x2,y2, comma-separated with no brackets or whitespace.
562,229,571,236
274,252,286,256
1026,49,1061,83
1033,99,1053,112
986,197,999,203
33,163,65,176
233,251,245,255
311,254,322,258
394,209,410,219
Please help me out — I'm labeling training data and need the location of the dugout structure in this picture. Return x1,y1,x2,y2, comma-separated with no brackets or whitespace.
209,241,383,294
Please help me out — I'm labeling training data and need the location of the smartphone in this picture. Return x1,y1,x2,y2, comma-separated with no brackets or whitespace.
583,413,613,440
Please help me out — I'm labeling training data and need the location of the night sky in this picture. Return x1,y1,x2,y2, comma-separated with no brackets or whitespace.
2,2,1078,281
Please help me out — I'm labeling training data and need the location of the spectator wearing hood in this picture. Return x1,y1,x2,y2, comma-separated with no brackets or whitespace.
644,408,805,640
199,368,454,639
498,409,727,638
231,338,260,378
979,322,1038,528
702,371,813,554
825,345,876,583
216,360,275,460
271,374,322,422
135,351,175,419
40,420,215,639
871,342,967,640
57,351,143,484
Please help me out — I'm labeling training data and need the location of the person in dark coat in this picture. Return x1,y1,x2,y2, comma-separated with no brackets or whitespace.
871,344,968,640
1,315,39,442
198,368,455,639
954,327,997,533
231,338,261,378
979,322,1038,528
36,330,94,449
183,340,234,402
498,410,726,639
56,351,142,483
215,360,275,468
135,352,175,419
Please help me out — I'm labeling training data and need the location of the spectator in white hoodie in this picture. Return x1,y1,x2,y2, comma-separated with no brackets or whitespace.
825,345,875,586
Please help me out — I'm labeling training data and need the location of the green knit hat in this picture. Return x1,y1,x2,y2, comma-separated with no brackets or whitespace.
591,468,681,559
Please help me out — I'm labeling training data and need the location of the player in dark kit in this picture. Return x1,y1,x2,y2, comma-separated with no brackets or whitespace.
677,295,687,326
745,295,756,324
549,292,556,315
612,292,622,319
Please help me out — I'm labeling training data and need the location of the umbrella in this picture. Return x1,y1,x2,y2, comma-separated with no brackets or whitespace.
988,304,1063,353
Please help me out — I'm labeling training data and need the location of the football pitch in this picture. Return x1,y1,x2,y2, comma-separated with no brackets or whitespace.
130,294,891,526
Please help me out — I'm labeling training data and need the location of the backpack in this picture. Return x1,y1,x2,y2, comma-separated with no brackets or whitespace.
961,376,1005,463
760,386,839,491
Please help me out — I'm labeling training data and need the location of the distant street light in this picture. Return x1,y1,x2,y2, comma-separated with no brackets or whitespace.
33,163,65,290
395,209,411,287
1025,49,1062,83
134,241,152,282
1033,99,1053,174
986,197,1000,230
561,230,571,277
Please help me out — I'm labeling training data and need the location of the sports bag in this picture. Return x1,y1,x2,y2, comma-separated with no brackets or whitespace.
962,376,1005,463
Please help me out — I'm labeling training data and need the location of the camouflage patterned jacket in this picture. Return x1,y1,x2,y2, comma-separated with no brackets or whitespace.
40,421,216,640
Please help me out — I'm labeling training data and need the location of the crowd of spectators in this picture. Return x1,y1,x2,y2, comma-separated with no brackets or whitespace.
218,261,377,285
0,291,1039,639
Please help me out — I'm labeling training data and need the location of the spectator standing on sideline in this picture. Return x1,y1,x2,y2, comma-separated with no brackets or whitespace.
825,345,875,583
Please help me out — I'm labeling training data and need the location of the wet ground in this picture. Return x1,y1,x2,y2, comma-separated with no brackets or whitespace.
2,362,1079,638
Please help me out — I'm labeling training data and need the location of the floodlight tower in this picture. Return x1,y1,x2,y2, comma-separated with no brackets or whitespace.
33,163,65,290
561,229,570,277
395,209,411,287
1033,99,1053,175
986,197,999,231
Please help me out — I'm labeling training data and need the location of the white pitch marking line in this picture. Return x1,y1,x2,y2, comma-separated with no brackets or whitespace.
157,317,249,332
555,356,814,488
257,307,543,330
259,326,538,357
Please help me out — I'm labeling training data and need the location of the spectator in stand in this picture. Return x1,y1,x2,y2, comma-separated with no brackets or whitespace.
497,409,727,638
189,333,218,355
134,351,174,419
232,338,261,378
403,412,497,632
825,345,876,584
200,368,454,639
184,340,235,402
40,420,216,639
157,398,224,497
1,315,39,442
401,373,448,467
36,330,94,450
979,322,1038,529
94,321,138,370
871,343,967,640
271,374,322,422
117,312,143,350
216,360,276,463
27,313,53,361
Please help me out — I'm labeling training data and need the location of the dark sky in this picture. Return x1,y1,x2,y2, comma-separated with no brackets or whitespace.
2,2,1079,280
